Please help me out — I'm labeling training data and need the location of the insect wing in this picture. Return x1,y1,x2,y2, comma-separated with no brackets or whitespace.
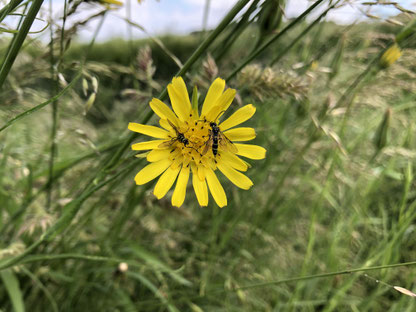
201,136,213,155
158,138,176,148
218,132,238,153
167,119,180,135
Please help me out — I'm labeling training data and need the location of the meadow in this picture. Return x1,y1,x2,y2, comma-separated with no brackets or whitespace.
1,0,416,311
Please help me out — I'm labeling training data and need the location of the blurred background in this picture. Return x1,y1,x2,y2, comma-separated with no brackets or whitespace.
1,0,416,311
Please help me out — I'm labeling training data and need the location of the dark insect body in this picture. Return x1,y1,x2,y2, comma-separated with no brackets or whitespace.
209,122,220,156
202,119,237,157
158,120,189,149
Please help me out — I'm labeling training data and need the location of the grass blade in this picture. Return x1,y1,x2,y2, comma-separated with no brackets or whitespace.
0,269,25,312
0,0,45,90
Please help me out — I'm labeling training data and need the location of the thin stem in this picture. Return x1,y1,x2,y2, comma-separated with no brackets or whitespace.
0,0,24,23
234,261,416,291
47,0,58,210
202,0,211,33
226,0,325,81
0,71,82,133
0,0,45,89
58,0,68,66
269,1,339,66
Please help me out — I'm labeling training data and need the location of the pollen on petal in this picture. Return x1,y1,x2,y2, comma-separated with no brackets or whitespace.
220,104,256,131
153,165,181,199
172,165,190,207
201,78,225,117
134,158,171,185
132,140,167,151
205,168,227,208
217,162,253,190
128,123,169,139
223,127,256,142
234,143,266,160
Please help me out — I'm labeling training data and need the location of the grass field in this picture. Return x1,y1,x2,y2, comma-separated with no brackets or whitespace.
1,0,416,311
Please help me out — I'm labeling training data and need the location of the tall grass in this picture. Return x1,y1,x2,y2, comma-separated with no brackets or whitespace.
1,0,416,311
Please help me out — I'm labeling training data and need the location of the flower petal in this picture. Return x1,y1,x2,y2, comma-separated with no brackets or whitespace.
172,165,190,207
159,118,171,130
134,158,171,185
192,165,208,206
220,104,256,131
205,105,223,122
205,168,227,208
201,78,225,117
150,98,179,126
147,148,172,162
234,143,266,160
223,127,256,142
132,140,166,151
216,88,236,113
220,151,248,172
153,165,181,199
167,77,192,121
128,123,169,139
217,162,253,190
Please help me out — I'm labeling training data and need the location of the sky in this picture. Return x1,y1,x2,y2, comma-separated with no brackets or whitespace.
5,0,416,42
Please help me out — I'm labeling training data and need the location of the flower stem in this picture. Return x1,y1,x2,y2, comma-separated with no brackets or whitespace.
0,0,45,90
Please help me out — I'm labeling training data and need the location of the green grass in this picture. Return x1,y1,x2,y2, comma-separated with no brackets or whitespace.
1,1,416,310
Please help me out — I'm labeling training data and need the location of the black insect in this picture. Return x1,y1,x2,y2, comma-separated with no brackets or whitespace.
202,119,237,157
158,119,189,148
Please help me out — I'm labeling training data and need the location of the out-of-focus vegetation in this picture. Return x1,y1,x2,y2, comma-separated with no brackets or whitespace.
1,0,416,310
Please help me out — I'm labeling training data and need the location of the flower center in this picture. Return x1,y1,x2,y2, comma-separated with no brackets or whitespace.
167,116,218,170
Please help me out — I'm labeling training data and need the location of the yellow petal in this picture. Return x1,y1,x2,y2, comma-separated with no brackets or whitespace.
147,148,172,162
101,0,122,5
153,165,181,199
150,98,179,126
128,123,169,139
192,165,208,206
201,78,225,117
197,164,205,181
220,104,256,131
134,158,171,185
167,77,192,121
205,105,223,122
217,162,253,190
234,143,266,160
159,118,171,130
220,151,248,172
205,168,227,208
216,88,236,113
131,140,166,151
172,165,190,207
223,127,256,142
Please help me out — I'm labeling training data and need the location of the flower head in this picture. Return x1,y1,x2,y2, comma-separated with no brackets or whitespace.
128,77,266,208
380,43,401,68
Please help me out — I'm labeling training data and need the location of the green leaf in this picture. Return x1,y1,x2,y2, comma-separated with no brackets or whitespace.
125,243,192,287
0,269,25,312
127,271,179,312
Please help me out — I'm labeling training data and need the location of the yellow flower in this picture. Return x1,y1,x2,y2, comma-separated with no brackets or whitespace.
380,44,401,68
99,0,123,6
128,77,266,208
